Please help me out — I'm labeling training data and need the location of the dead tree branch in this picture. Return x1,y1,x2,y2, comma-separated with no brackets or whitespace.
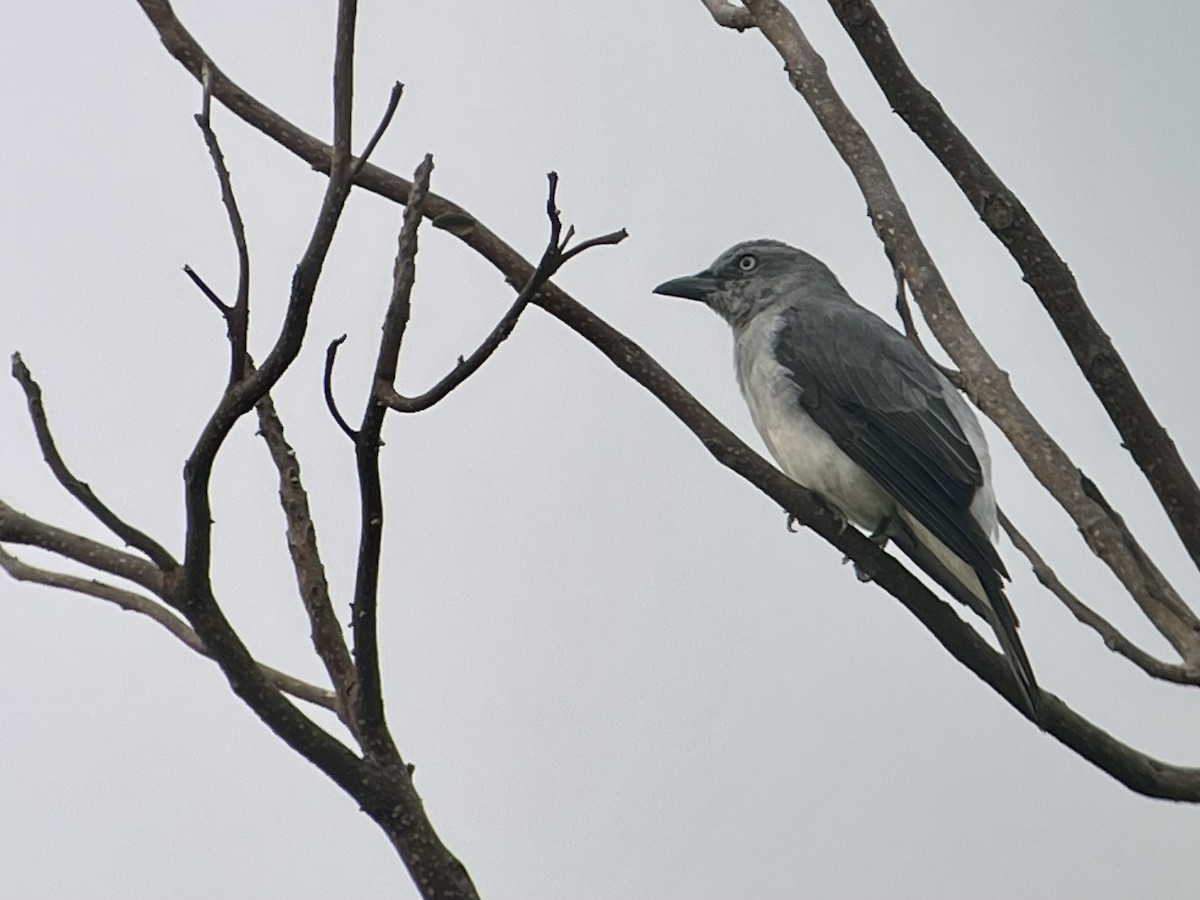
379,172,627,414
255,395,360,727
11,353,177,571
195,61,251,383
0,498,165,597
347,153,435,757
139,1,479,894
1000,512,1200,686
0,546,338,709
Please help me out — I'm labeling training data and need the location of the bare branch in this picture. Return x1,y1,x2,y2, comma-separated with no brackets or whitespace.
381,173,628,414
349,154,435,757
136,5,480,895
195,60,251,383
351,81,404,179
827,0,1200,576
700,0,756,30
183,264,231,315
255,394,360,724
10,353,178,572
727,0,1200,664
179,3,360,593
0,546,338,709
0,501,165,600
135,0,1200,803
322,335,358,439
999,512,1200,686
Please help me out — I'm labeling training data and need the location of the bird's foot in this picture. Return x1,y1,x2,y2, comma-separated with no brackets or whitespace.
843,524,892,583
841,555,874,583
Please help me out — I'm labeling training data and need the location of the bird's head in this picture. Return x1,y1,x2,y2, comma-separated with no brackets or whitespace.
653,239,840,329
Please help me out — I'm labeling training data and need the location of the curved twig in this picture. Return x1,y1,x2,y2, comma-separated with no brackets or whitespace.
10,354,178,572
322,335,357,439
1000,511,1200,686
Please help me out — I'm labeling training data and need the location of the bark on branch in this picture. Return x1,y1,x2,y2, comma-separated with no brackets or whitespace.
0,546,338,709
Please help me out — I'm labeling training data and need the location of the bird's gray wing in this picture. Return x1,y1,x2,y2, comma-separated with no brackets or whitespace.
773,303,1006,579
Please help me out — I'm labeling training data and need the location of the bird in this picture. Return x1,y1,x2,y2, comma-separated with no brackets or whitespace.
653,239,1042,723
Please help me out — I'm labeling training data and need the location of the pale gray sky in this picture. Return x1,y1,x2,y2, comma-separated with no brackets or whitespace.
2,1,1199,898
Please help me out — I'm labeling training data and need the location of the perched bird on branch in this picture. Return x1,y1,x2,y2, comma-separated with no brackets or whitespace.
654,239,1041,723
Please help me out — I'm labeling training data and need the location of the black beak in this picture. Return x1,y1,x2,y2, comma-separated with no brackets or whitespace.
652,271,717,302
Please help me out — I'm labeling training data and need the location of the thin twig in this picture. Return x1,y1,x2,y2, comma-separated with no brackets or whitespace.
828,0,1200,578
10,354,177,572
0,546,338,709
255,394,360,728
999,511,1200,685
323,335,357,439
183,265,231,315
351,81,404,179
195,60,251,383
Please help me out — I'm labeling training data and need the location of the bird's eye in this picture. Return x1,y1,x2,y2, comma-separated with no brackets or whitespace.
737,253,757,272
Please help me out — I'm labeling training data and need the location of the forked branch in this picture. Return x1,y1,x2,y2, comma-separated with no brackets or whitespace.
378,172,627,414
194,61,251,383
0,546,338,709
11,353,177,571
826,0,1200,576
1000,512,1200,686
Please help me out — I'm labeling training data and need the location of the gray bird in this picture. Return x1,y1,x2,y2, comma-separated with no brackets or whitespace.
654,239,1041,722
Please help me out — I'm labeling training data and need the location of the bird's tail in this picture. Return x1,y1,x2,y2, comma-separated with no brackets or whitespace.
980,577,1043,728
883,521,1043,726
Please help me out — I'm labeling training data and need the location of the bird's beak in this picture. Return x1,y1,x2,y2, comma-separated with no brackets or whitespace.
652,270,717,302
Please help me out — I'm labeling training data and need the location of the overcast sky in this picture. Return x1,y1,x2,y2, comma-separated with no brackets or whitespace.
3,1,1199,898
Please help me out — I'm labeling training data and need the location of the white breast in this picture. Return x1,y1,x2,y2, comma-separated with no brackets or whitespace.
733,313,894,531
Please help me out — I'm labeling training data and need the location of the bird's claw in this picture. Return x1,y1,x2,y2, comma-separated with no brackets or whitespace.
841,554,875,583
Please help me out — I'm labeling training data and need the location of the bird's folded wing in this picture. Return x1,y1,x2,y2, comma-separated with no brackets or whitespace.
773,304,1005,578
